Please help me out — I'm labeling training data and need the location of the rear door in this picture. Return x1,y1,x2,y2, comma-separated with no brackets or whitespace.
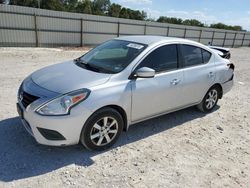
131,44,184,122
180,44,215,105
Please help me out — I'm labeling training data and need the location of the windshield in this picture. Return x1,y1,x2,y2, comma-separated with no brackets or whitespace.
77,40,147,74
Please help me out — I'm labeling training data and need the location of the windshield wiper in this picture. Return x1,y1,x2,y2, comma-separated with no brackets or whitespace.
74,58,115,74
74,58,101,73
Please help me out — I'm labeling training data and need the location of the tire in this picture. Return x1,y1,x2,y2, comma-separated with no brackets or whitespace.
197,86,220,112
80,107,124,151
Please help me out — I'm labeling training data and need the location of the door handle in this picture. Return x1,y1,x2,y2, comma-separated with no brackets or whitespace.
171,79,181,85
208,72,215,78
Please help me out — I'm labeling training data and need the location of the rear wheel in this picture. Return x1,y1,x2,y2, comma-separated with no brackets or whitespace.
80,107,123,151
197,86,220,112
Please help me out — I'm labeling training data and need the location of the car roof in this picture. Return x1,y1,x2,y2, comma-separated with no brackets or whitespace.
115,35,193,45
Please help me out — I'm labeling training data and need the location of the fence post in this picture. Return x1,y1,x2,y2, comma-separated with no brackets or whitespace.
166,26,169,36
241,33,246,47
232,32,237,48
117,22,120,37
144,23,147,35
222,32,227,47
80,18,83,47
199,29,202,42
34,14,38,47
183,28,187,38
210,31,215,45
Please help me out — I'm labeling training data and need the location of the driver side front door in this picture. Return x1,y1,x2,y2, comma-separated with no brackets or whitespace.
131,44,184,122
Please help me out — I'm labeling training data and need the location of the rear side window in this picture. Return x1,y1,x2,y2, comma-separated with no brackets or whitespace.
181,45,203,67
138,44,178,73
181,45,212,67
202,49,212,63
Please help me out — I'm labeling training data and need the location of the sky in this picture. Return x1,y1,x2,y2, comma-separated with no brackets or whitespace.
112,0,250,31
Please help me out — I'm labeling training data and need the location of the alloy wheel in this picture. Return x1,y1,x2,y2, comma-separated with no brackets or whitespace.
90,116,118,146
205,89,218,109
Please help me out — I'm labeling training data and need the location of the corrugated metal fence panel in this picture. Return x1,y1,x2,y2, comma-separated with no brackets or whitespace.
83,20,117,34
37,16,81,46
0,29,35,46
0,4,250,47
0,12,34,29
38,16,80,31
146,26,167,36
168,27,185,37
120,24,144,35
39,32,80,47
83,34,116,45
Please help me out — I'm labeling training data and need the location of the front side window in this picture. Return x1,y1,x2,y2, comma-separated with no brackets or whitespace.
137,44,178,73
78,40,147,74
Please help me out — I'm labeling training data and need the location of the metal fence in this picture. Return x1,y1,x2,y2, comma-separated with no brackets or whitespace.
1,4,250,47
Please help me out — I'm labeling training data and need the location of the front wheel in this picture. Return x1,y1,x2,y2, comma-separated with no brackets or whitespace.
197,86,220,112
80,107,123,151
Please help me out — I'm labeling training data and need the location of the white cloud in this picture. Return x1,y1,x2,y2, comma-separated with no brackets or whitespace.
119,0,152,5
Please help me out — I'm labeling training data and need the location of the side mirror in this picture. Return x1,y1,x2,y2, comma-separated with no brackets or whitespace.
133,67,155,79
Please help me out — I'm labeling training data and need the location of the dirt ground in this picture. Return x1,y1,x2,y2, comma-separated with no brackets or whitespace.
0,47,249,188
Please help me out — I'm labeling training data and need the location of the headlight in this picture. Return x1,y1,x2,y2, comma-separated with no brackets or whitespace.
36,89,90,116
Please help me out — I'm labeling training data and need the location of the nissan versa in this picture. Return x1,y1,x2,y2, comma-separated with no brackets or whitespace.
17,36,234,150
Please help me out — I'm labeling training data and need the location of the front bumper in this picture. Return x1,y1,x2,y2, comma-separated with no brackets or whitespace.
17,77,93,146
17,101,92,146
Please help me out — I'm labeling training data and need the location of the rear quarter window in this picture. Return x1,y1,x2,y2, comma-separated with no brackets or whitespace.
181,44,212,67
202,49,212,63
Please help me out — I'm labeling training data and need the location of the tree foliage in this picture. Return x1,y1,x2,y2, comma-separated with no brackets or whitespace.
210,23,242,31
92,0,110,15
75,0,92,14
157,16,183,24
182,19,204,27
108,3,121,17
4,1,244,31
157,16,243,31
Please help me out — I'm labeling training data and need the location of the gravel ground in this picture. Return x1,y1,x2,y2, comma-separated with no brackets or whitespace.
0,47,249,188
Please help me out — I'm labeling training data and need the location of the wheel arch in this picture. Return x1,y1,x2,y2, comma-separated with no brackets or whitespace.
91,105,128,131
211,83,223,99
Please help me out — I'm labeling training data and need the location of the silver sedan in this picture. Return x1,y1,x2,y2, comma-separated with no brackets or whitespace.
17,36,234,150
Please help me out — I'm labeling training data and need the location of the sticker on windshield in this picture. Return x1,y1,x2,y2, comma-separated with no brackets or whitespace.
127,43,144,50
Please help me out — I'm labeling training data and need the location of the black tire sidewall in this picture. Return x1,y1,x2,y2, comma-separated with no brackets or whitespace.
80,108,124,151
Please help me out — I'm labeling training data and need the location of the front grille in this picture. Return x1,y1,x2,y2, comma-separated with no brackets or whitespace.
19,86,40,108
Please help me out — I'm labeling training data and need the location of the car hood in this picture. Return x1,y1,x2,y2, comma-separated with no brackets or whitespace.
31,61,111,93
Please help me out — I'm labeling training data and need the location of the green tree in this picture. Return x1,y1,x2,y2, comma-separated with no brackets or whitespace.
108,3,121,17
62,0,78,12
119,7,129,19
231,25,243,31
92,0,110,15
118,8,146,20
157,16,183,24
182,19,204,27
9,0,38,7
40,0,64,11
76,0,92,14
210,23,243,31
